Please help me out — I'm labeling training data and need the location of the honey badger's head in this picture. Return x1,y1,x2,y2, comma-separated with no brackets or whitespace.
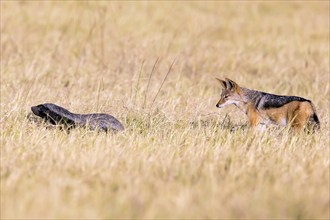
31,104,58,125
31,104,48,117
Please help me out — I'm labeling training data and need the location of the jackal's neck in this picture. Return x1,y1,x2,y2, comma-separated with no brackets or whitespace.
240,87,263,102
234,87,262,114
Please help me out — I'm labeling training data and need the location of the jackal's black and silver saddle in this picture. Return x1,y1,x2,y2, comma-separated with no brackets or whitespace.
31,103,124,132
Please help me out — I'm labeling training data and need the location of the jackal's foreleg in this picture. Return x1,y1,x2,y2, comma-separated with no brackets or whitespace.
247,105,259,128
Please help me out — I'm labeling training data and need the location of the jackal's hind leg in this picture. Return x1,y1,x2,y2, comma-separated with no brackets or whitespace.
291,103,311,131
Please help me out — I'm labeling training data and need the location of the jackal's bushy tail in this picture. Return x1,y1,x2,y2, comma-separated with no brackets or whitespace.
309,102,320,130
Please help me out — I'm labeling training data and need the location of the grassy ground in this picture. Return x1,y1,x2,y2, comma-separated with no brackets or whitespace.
1,1,329,219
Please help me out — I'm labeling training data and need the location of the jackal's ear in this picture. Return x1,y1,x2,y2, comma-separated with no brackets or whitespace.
225,78,240,94
216,78,228,89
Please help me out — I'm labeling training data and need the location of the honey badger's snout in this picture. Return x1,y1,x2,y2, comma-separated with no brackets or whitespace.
31,105,42,116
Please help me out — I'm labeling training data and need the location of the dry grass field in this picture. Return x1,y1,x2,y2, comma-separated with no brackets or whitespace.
1,1,329,219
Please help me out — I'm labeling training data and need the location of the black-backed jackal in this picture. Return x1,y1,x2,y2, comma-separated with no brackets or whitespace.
216,78,320,131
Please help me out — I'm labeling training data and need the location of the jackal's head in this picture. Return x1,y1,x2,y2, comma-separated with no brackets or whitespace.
216,78,242,108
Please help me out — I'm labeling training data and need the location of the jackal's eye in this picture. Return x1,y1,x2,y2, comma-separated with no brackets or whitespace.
223,95,229,99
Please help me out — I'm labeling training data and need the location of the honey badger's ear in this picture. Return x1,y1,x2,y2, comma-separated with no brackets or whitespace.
225,78,240,94
216,78,228,89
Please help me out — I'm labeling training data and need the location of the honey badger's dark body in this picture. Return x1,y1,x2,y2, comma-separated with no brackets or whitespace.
31,103,124,132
